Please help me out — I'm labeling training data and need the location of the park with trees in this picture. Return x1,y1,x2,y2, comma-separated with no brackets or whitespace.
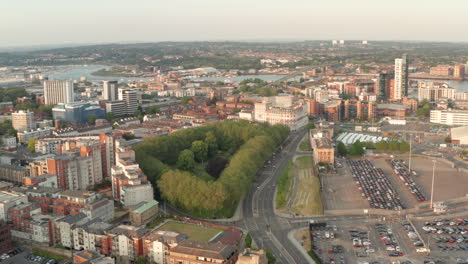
134,120,290,218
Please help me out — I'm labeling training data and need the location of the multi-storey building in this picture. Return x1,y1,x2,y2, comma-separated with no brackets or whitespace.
454,65,465,78
33,134,115,179
394,54,408,100
253,95,308,130
103,100,127,117
143,230,186,264
237,249,268,264
0,191,28,221
12,110,34,132
377,73,394,100
0,165,29,184
70,219,114,252
430,65,453,76
430,109,468,126
323,100,341,122
167,240,238,264
129,200,159,226
102,81,118,101
118,89,138,115
17,187,114,221
0,221,13,254
46,149,103,191
44,80,74,105
52,102,105,123
309,134,334,164
17,127,54,143
111,140,154,207
417,81,455,102
105,225,149,262
342,100,375,120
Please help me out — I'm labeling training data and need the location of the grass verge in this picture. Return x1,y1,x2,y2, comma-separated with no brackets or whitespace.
32,248,68,262
291,156,323,215
299,139,311,151
275,161,295,210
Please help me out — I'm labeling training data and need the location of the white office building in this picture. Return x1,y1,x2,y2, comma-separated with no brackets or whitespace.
430,110,468,126
253,95,308,130
44,80,74,105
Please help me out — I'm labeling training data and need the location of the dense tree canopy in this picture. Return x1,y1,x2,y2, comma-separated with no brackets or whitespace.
135,121,290,218
177,149,195,171
191,140,208,163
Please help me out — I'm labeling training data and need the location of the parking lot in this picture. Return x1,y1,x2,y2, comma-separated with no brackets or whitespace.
347,159,404,210
305,218,468,264
0,249,59,264
413,217,468,260
321,158,370,211
373,156,468,203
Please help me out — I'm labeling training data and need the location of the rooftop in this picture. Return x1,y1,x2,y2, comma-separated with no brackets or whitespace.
132,200,159,214
170,240,236,260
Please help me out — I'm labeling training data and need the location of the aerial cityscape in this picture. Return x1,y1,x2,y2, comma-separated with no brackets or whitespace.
1,1,468,264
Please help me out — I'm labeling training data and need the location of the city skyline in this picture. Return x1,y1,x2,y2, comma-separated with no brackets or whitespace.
2,0,468,47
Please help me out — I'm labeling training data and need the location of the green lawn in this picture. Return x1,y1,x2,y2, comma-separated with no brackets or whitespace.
296,156,313,169
299,139,311,151
157,221,224,242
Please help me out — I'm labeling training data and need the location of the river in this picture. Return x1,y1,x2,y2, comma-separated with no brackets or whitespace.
48,65,468,91
47,65,288,83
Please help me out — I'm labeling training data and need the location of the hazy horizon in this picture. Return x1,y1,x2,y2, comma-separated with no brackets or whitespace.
3,0,468,47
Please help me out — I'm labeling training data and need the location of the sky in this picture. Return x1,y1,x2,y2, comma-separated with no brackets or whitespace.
2,0,468,47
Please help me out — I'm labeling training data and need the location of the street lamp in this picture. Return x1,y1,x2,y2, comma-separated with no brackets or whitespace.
430,160,436,209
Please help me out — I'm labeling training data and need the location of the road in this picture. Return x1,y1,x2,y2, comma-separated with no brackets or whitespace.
240,128,311,263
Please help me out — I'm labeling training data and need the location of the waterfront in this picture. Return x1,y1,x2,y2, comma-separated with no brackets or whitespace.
48,65,288,83
48,65,468,91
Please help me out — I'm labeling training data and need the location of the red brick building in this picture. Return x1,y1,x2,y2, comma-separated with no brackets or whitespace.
0,221,13,254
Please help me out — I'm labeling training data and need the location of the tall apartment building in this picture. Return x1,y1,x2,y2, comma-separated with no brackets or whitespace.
12,110,34,132
253,96,308,130
46,146,104,191
418,81,455,102
118,88,138,115
342,100,375,120
394,54,409,100
454,65,465,78
33,134,115,179
102,81,118,101
44,80,74,105
111,140,154,207
377,73,394,100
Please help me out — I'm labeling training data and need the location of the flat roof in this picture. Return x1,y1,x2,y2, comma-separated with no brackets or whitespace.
133,200,159,213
